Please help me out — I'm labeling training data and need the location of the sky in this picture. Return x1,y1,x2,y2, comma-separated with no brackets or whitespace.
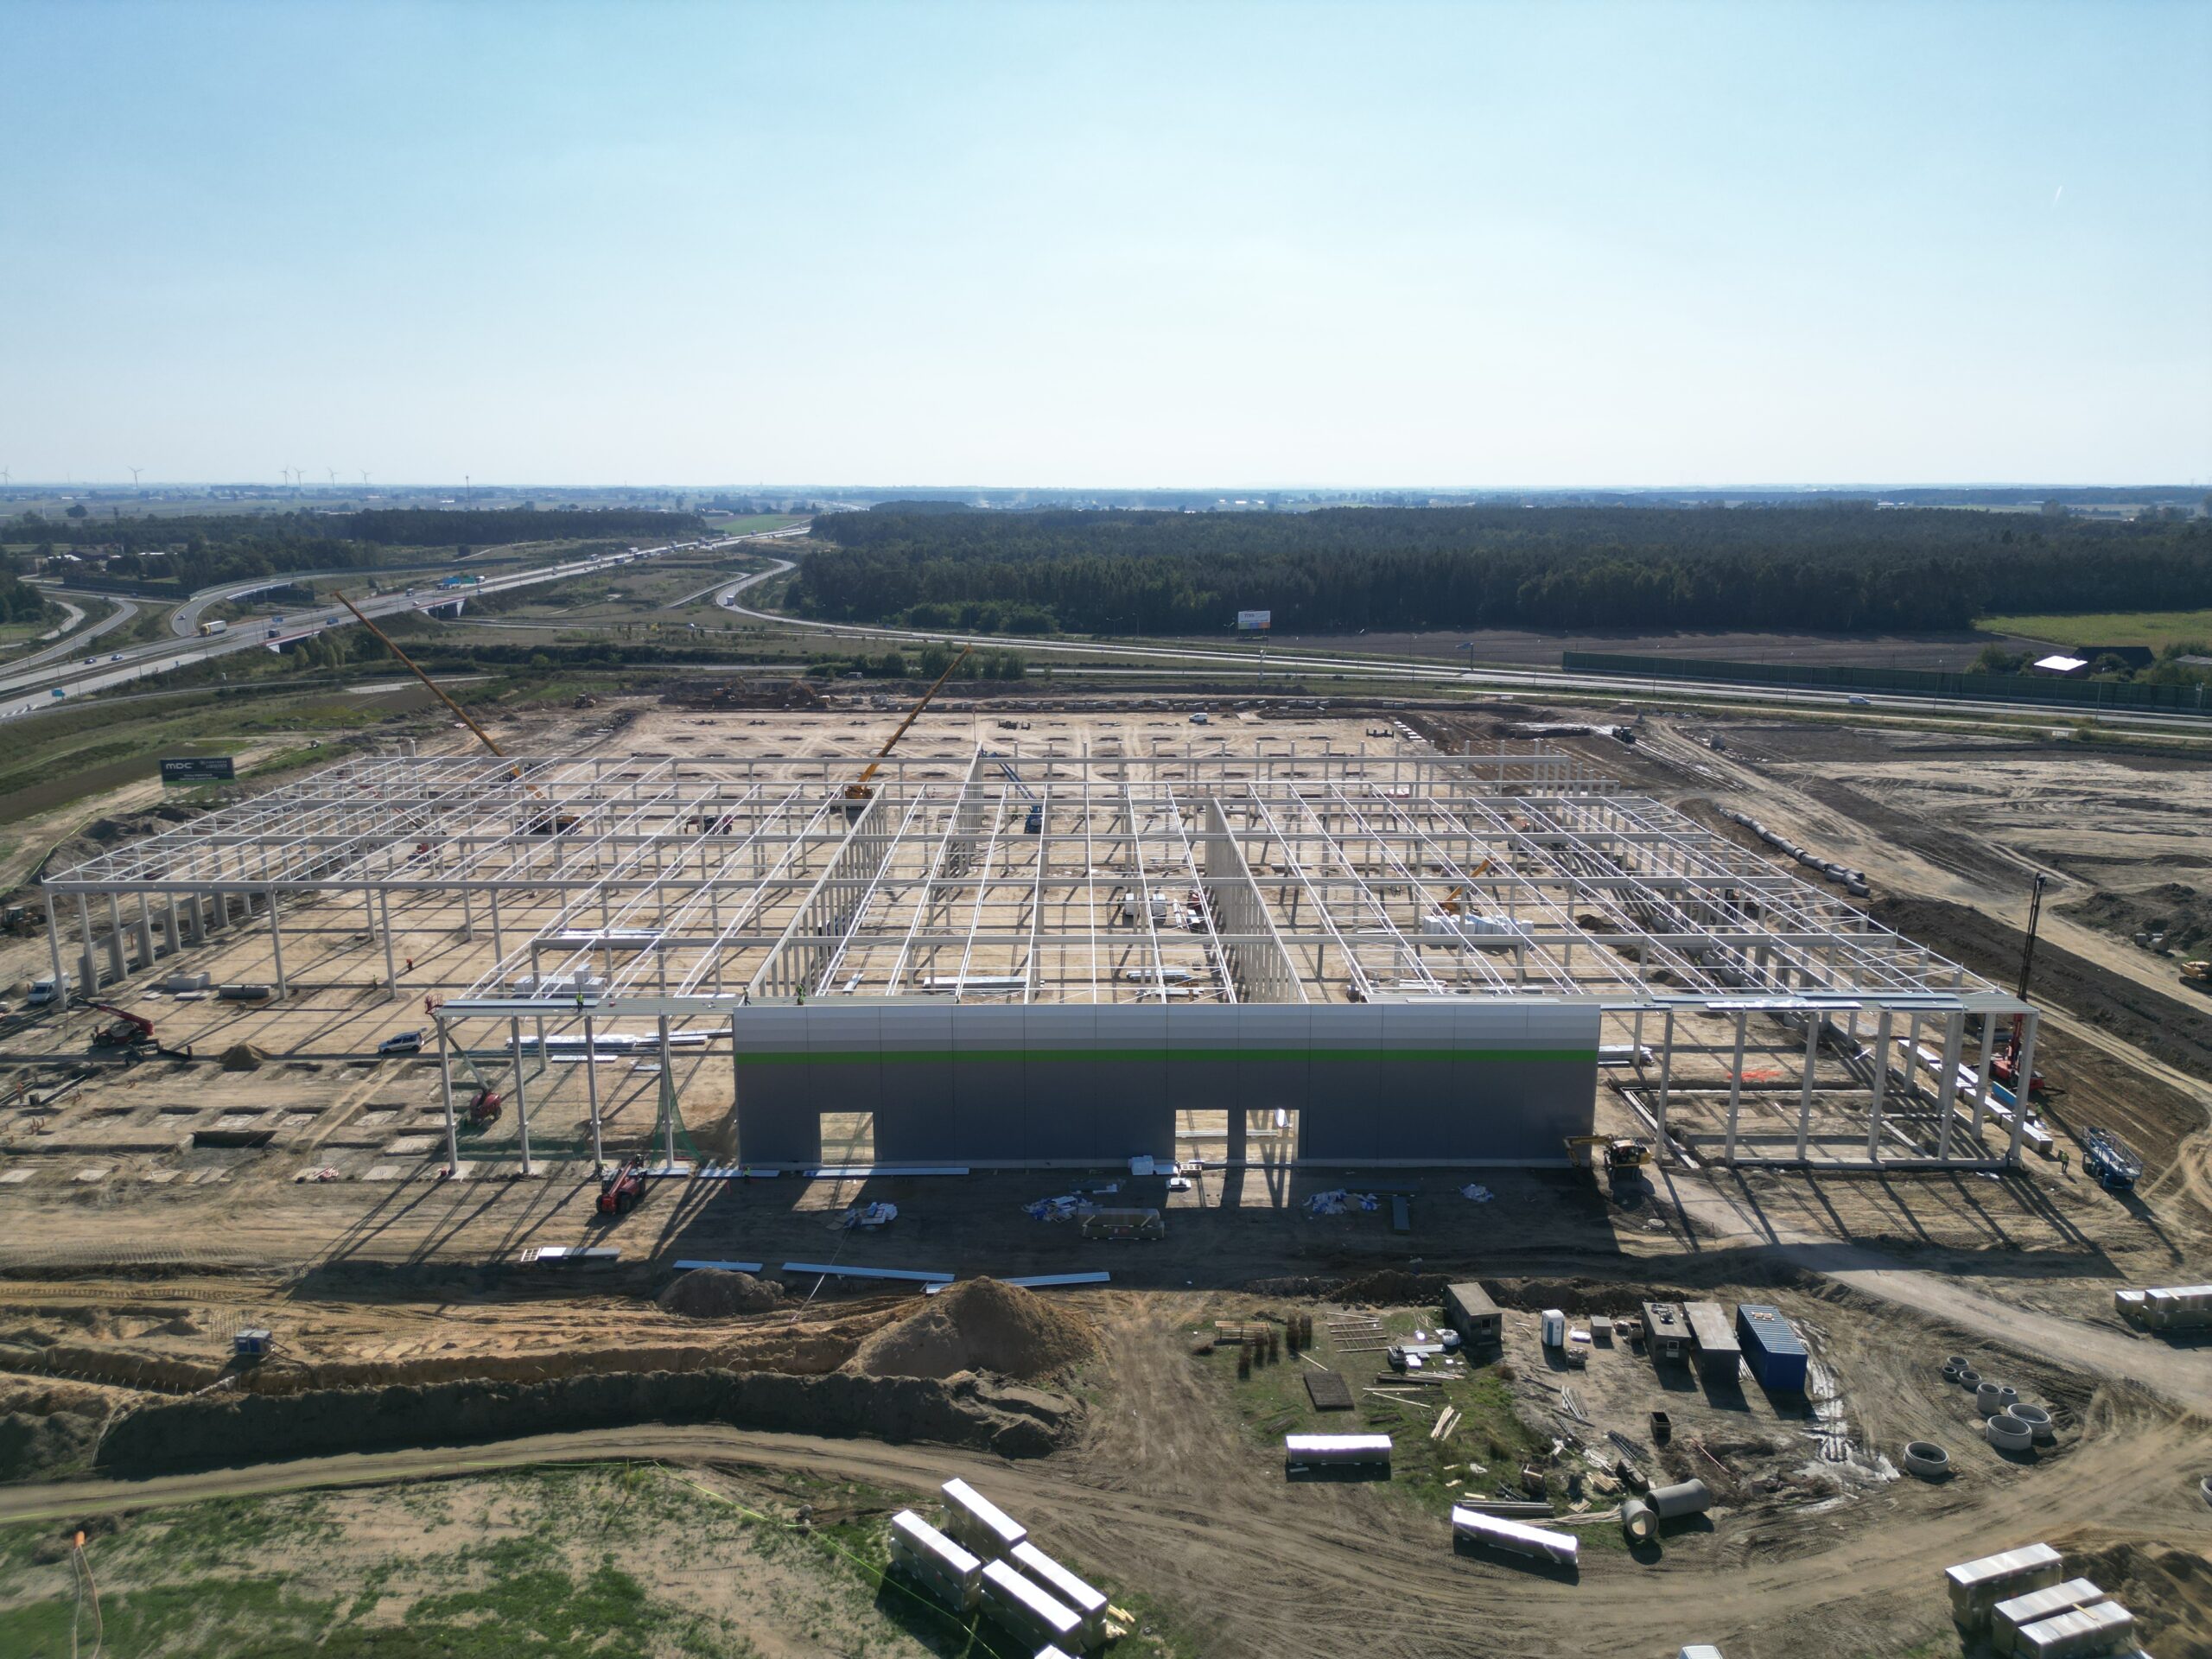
3,0,2209,489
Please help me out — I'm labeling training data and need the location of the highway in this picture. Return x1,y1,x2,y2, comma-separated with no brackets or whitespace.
715,557,2212,738
0,531,779,724
7,590,141,672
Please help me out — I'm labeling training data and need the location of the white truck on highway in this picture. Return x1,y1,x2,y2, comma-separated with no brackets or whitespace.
199,619,227,636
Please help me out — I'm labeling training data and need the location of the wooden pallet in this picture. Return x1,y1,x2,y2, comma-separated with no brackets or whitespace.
1304,1370,1355,1411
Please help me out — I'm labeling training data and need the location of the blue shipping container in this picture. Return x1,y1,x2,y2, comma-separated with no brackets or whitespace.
1734,1304,1808,1392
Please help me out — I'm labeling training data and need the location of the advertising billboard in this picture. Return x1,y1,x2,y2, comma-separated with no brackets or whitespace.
1236,610,1272,632
161,756,237,785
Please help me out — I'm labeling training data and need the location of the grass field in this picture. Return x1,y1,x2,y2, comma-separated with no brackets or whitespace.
709,514,804,537
1979,609,2212,652
0,1465,1186,1659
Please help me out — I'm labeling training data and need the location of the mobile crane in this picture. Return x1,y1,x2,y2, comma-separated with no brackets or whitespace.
840,645,972,816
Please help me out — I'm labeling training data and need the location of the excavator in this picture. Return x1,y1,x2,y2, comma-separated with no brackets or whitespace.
1436,857,1497,915
840,645,973,817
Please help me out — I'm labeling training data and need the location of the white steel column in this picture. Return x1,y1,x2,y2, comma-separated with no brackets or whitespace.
583,1015,603,1172
435,1019,461,1174
1935,1012,1965,1160
267,891,287,995
42,895,67,1001
2005,1015,2037,1166
658,1014,677,1167
509,1017,532,1173
378,890,398,998
1866,1009,1892,1160
1795,1008,1820,1161
1971,1011,1996,1143
1722,1010,1748,1163
1656,1008,1675,1150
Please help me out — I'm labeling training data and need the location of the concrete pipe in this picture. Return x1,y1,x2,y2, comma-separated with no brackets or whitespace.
1975,1381,2005,1415
2200,1474,2211,1510
1621,1497,1657,1544
1941,1357,1966,1382
1986,1414,2034,1452
2010,1402,2053,1443
1902,1441,1951,1479
1996,1386,2019,1413
1648,1478,1713,1521
1957,1367,1981,1389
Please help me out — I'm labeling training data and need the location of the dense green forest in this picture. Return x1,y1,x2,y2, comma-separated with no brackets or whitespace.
9,508,704,595
795,506,2212,634
0,570,52,624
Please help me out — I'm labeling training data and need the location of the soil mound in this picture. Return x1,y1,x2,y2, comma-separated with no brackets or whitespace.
219,1043,268,1072
658,1269,781,1318
855,1278,1097,1382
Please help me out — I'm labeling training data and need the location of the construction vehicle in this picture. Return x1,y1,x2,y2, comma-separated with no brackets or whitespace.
466,1087,503,1129
596,1154,646,1217
2082,1127,2143,1192
90,1002,155,1048
2182,960,2212,993
1990,1031,2045,1096
88,1002,192,1058
840,645,971,816
1566,1135,1653,1174
1436,858,1497,915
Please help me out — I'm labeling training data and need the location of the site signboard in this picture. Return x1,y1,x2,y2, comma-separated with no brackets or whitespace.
161,756,237,785
1236,610,1272,632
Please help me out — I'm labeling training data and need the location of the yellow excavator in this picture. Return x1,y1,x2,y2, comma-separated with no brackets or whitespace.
841,645,973,816
1437,857,1497,914
1566,1135,1653,1173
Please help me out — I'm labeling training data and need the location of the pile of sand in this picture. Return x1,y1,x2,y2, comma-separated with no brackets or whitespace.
657,1269,782,1319
219,1043,268,1072
855,1278,1098,1383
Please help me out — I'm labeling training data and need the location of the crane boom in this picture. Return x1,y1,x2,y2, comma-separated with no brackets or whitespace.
330,588,510,762
844,645,972,800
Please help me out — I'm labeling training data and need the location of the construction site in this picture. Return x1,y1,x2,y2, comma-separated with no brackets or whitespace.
0,686,2206,1659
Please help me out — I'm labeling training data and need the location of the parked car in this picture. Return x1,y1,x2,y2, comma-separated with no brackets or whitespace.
377,1030,423,1055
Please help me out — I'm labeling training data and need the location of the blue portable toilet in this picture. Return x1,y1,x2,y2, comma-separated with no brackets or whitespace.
233,1328,272,1361
1733,1305,1807,1392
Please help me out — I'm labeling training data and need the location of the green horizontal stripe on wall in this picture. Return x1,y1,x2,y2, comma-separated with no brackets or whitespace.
734,1046,1598,1067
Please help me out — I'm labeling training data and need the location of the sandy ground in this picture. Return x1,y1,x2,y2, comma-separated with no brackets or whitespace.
2,693,2209,1657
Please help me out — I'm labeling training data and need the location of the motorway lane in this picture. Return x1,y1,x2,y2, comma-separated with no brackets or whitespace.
0,534,753,723
7,591,138,672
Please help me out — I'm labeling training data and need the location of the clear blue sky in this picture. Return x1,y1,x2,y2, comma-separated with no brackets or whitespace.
3,0,2207,488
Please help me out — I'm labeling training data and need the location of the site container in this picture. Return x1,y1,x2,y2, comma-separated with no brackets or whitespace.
2139,1283,2212,1330
1642,1301,1690,1363
1734,1304,1808,1392
1285,1433,1392,1471
1009,1541,1108,1649
1947,1543,2064,1629
1993,1580,2107,1656
1450,1505,1579,1567
2017,1599,2133,1659
1539,1308,1567,1347
1444,1281,1502,1349
1682,1301,1740,1378
940,1478,1027,1559
980,1558,1083,1652
888,1510,982,1612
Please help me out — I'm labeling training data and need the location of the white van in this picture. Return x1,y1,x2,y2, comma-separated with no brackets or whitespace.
26,975,67,1007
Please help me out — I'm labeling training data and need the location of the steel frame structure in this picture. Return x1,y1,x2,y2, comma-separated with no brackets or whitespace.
44,742,2040,1176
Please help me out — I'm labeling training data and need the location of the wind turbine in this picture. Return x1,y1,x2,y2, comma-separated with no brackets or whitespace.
359,471,370,486
327,468,337,486
128,467,143,488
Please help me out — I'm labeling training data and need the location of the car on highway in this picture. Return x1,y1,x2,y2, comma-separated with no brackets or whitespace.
377,1031,424,1056
1847,695,1872,707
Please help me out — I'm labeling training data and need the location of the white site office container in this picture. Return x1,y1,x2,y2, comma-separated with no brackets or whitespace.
1677,1648,1726,1659
979,1557,1083,1651
2018,1600,2134,1659
940,1478,1027,1559
1993,1580,2107,1655
887,1510,982,1613
1010,1541,1108,1649
1284,1433,1392,1470
1947,1543,2064,1629
1451,1505,1579,1567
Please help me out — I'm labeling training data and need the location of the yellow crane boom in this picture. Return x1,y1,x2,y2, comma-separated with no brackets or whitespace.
843,645,973,802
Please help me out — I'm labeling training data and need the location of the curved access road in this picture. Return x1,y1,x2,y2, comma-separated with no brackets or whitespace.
722,559,2212,738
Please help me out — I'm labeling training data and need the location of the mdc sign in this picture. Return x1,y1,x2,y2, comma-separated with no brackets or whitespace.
1236,609,1272,632
161,756,237,785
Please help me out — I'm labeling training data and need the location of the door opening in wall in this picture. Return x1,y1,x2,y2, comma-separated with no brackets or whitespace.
1249,1107,1299,1165
819,1111,875,1165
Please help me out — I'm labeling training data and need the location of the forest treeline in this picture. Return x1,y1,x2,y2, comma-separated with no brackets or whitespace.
794,506,2212,634
9,508,703,595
